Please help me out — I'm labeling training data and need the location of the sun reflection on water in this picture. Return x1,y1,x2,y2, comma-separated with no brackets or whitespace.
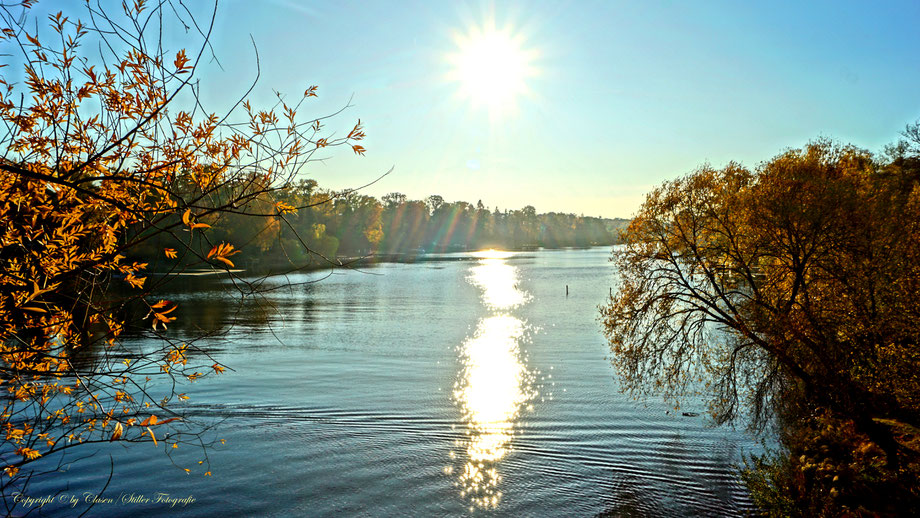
450,251,536,509
468,252,530,311
469,248,514,260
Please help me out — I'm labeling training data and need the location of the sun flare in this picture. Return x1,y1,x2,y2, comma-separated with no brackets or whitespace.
448,23,537,113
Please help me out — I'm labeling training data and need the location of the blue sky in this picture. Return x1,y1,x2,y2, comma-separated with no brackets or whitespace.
38,1,920,217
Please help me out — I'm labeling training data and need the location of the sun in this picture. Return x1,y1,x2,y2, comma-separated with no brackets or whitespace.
447,22,537,114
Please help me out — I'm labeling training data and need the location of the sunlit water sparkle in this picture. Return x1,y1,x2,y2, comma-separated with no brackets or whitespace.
452,252,537,508
16,248,759,517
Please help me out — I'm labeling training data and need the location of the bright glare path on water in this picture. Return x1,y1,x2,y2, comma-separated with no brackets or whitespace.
469,249,515,260
468,250,530,311
452,250,537,509
31,248,759,516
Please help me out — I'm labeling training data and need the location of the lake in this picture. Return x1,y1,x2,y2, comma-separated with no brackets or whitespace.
22,247,757,517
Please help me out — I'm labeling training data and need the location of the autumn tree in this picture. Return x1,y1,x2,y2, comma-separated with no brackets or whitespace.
601,140,920,513
379,194,429,254
330,193,383,254
0,0,367,508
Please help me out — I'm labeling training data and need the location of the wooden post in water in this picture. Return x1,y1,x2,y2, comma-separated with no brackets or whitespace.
566,285,569,297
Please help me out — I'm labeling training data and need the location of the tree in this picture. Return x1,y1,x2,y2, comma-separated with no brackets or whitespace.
331,193,383,254
0,0,366,507
600,140,920,511
382,192,407,209
426,194,444,214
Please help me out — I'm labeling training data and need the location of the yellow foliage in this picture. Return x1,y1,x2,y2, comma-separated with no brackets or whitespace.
0,0,366,488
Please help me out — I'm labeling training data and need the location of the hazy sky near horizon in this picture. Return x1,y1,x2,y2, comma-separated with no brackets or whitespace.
39,1,920,217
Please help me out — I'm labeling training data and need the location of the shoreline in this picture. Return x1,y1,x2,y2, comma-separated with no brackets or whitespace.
145,245,621,278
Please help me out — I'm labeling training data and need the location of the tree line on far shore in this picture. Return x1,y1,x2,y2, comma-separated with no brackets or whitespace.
129,180,630,272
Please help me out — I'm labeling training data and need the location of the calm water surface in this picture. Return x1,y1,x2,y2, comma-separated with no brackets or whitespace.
26,248,757,516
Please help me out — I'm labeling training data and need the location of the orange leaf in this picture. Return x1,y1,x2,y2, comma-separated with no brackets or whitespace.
174,49,189,71
347,120,365,140
125,274,146,289
153,312,176,324
275,201,297,215
110,422,123,441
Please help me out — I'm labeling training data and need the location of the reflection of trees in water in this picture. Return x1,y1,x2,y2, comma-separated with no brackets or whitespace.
119,276,281,337
595,435,752,517
596,473,666,518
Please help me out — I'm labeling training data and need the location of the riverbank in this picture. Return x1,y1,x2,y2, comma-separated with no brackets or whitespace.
263,245,618,275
